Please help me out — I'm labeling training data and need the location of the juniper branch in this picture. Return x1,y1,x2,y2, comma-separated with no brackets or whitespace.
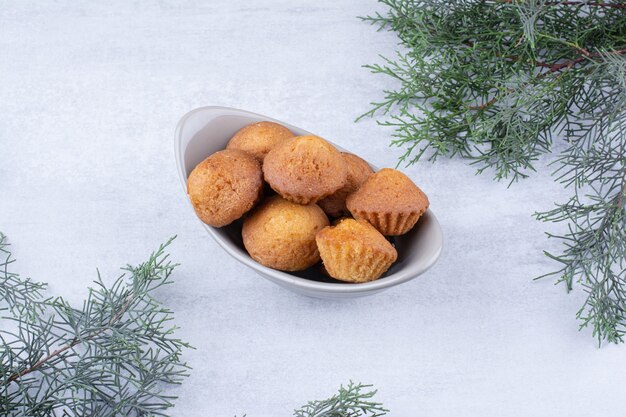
0,233,46,321
294,382,388,417
361,0,626,343
0,234,191,416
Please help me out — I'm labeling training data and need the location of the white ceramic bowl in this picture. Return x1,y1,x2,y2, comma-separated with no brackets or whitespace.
175,106,443,298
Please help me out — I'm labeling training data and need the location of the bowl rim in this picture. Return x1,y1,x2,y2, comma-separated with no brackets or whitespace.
174,106,443,294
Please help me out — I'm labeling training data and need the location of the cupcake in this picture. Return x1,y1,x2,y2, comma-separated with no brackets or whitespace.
316,218,397,283
263,135,348,204
346,168,429,236
317,152,374,218
242,196,329,271
226,121,295,162
187,149,263,227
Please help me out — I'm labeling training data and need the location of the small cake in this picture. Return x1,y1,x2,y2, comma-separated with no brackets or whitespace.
242,196,329,271
187,149,263,227
226,121,295,162
263,135,348,204
316,218,397,283
346,168,429,236
318,153,374,218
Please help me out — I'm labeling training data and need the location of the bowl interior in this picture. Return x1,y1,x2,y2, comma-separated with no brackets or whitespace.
175,107,443,292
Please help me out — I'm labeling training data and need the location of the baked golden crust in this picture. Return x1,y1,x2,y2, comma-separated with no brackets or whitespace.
226,121,295,162
316,218,397,283
318,153,374,218
263,135,348,204
242,195,329,271
346,168,429,235
187,149,263,227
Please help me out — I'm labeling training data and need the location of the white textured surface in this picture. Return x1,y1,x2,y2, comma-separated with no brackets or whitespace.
1,1,624,416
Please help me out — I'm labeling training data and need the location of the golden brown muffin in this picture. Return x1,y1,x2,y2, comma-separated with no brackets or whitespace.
226,121,295,162
346,168,429,236
316,218,397,283
263,135,348,204
242,196,329,271
187,149,263,227
318,153,374,218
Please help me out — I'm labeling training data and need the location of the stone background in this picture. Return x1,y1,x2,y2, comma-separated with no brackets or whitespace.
1,1,624,416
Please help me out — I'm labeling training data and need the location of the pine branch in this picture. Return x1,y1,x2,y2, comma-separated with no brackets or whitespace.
0,233,46,321
534,1,626,9
361,0,626,343
294,382,388,417
235,382,388,417
470,47,626,110
0,234,191,416
536,53,626,343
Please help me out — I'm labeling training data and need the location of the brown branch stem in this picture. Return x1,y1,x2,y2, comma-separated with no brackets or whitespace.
546,47,626,73
469,47,626,110
6,296,135,384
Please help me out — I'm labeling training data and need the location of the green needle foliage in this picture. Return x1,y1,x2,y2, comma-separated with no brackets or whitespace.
237,382,387,417
294,382,388,417
0,234,46,322
0,233,190,416
360,0,626,344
